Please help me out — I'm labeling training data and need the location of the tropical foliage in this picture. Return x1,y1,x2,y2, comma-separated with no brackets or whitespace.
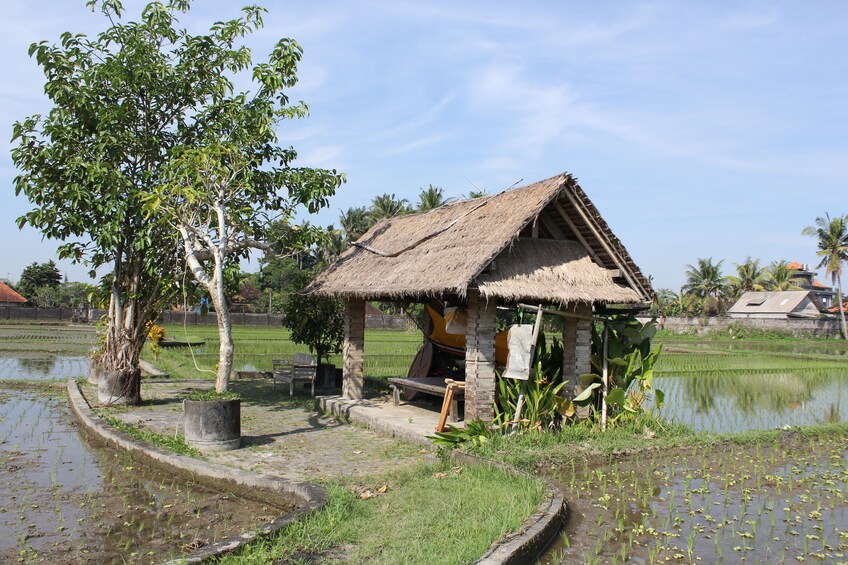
575,315,664,427
682,257,728,314
802,213,848,339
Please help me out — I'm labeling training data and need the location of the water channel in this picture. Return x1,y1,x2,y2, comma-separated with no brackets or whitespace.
0,352,290,564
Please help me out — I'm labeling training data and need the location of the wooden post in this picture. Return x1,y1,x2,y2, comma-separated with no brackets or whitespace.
343,298,365,400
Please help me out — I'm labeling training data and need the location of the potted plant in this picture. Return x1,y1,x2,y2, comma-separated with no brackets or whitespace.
283,291,344,390
183,389,242,452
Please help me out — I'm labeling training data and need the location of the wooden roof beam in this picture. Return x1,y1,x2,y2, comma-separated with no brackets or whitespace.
558,190,647,300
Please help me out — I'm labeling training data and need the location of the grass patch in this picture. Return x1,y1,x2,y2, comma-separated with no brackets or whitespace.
100,413,202,458
144,325,422,380
216,460,545,565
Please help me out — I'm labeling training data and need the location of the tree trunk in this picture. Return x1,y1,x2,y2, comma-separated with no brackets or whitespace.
211,259,234,393
837,273,847,340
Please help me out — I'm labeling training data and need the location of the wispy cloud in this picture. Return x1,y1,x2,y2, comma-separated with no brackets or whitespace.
383,133,452,156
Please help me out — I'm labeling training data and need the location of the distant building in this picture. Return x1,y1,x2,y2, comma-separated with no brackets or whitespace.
728,290,825,319
787,261,836,308
0,281,27,306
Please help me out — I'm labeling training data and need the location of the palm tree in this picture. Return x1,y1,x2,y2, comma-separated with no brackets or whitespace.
682,257,728,315
368,193,410,222
802,213,848,339
417,184,447,211
765,260,801,291
338,206,371,242
726,257,768,299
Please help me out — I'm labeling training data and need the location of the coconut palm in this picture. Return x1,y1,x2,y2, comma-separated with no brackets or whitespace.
417,184,447,211
765,260,801,291
682,257,728,315
338,206,370,242
726,257,768,299
802,213,848,339
368,193,410,222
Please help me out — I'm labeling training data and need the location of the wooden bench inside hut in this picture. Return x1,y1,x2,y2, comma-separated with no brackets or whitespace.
305,173,654,425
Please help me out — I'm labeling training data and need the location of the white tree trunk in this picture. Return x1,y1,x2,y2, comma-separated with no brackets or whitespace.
211,254,234,393
837,273,847,340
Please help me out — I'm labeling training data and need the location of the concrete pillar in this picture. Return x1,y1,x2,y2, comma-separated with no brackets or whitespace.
343,298,365,400
465,290,497,423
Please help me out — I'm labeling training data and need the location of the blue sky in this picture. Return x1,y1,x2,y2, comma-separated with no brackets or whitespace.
2,1,846,291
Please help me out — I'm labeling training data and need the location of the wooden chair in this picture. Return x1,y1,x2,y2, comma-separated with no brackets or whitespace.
273,353,317,396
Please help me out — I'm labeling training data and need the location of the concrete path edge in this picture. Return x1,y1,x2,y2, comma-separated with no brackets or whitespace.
67,379,327,564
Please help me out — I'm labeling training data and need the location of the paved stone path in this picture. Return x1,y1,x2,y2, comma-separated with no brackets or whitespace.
83,378,434,483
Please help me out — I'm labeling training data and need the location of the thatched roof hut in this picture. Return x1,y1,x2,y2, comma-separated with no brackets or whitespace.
308,173,652,304
310,172,654,423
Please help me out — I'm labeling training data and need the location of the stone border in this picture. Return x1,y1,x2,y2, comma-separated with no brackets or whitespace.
67,380,327,564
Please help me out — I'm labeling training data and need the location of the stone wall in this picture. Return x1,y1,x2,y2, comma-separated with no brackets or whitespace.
644,315,842,338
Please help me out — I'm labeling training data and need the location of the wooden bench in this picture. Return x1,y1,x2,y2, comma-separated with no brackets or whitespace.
387,377,465,429
272,353,317,396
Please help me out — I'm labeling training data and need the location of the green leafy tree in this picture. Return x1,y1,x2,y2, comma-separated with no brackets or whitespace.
682,257,728,315
726,256,768,299
283,289,344,365
149,27,345,393
416,184,447,211
368,193,410,222
17,260,62,301
10,0,228,402
802,214,848,339
765,260,801,291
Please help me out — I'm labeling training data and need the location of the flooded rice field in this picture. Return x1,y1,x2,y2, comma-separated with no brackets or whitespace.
650,338,848,433
539,336,848,564
541,434,848,564
0,325,292,564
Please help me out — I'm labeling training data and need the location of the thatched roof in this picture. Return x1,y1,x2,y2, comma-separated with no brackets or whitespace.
477,239,642,304
307,173,653,305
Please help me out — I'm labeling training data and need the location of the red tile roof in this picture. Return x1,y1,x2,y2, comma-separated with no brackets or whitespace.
787,261,804,270
0,281,27,304
812,280,830,289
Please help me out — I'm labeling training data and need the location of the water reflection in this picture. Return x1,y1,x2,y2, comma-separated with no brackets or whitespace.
652,370,846,433
0,355,88,381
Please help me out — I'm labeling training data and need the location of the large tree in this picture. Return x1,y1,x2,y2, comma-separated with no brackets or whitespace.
10,0,291,403
803,214,848,339
726,256,768,299
416,184,447,211
368,193,409,222
149,38,344,392
17,260,62,301
765,260,801,291
682,257,728,315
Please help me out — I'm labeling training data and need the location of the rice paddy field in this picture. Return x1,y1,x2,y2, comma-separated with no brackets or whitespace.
0,325,291,564
146,324,423,379
2,323,847,564
540,334,848,565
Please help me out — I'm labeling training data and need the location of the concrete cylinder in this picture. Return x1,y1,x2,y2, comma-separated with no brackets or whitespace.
183,399,241,452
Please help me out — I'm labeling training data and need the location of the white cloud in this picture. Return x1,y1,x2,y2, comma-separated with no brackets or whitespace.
383,133,452,156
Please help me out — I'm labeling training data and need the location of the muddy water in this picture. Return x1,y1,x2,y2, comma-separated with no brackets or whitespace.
537,435,848,564
0,357,295,564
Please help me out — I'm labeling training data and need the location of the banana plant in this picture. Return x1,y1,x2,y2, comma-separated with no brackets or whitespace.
574,315,665,425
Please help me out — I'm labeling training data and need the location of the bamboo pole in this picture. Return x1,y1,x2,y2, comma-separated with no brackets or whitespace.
601,320,609,431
